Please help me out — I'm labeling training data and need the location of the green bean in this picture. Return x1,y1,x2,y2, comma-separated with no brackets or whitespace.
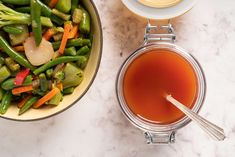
39,73,48,92
0,66,11,83
3,26,24,35
38,0,51,17
0,88,4,101
0,91,12,115
1,0,30,5
79,8,90,34
33,56,85,75
1,75,33,90
71,0,79,13
77,45,90,55
15,7,31,13
76,56,88,69
0,36,35,70
46,69,53,78
51,14,65,26
72,8,83,24
62,87,74,95
31,0,42,46
64,47,77,56
4,57,20,72
19,96,39,115
56,0,71,13
52,38,91,50
52,9,71,21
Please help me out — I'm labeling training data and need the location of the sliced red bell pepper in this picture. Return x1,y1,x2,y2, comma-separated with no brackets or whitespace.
14,68,30,86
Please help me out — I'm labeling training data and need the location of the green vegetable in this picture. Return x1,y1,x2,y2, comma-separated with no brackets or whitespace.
54,71,65,82
0,3,53,27
72,8,83,24
0,36,35,70
19,96,39,115
62,87,74,95
79,8,90,34
55,0,71,13
3,25,24,35
1,0,30,5
15,7,31,13
46,69,53,78
77,45,90,55
9,25,29,46
0,57,4,68
1,75,33,90
0,88,4,101
0,91,12,114
0,66,11,83
38,0,51,17
31,0,42,46
4,57,20,72
64,47,77,56
52,9,71,21
62,63,83,88
77,56,88,69
71,0,79,13
48,88,62,105
51,14,65,26
33,56,86,75
39,73,48,92
52,38,91,50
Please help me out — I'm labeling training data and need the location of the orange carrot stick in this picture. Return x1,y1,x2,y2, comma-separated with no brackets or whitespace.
43,28,56,40
18,95,31,108
33,88,59,108
49,0,59,8
59,22,72,54
13,46,24,52
12,85,33,95
68,25,79,39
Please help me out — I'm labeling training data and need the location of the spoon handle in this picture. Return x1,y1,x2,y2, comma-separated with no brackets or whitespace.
166,95,225,141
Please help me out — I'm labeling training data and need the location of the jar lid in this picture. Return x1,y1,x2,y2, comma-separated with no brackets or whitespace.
138,0,182,8
121,0,197,20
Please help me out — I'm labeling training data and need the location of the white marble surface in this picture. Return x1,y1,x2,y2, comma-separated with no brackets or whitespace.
1,0,235,156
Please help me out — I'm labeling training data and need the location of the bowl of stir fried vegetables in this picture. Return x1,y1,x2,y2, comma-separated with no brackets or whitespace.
0,0,102,121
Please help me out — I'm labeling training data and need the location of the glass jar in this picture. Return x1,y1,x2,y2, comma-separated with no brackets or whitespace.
116,21,206,144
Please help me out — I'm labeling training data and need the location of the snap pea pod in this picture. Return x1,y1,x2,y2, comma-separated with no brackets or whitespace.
0,91,13,115
19,96,39,115
39,73,48,92
79,8,91,34
1,75,33,90
52,38,91,50
33,56,85,75
31,0,42,46
0,36,35,70
1,0,30,5
3,26,23,35
15,7,31,13
77,45,90,55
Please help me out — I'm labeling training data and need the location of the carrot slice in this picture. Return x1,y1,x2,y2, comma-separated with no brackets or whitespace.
68,25,79,39
43,28,56,41
13,46,24,52
56,82,63,91
59,22,72,54
18,95,31,109
33,88,59,108
12,85,33,95
49,0,59,8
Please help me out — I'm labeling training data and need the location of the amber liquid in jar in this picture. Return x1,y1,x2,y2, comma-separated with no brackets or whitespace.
123,49,198,124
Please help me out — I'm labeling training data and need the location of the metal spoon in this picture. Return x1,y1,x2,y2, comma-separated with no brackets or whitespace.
166,95,225,141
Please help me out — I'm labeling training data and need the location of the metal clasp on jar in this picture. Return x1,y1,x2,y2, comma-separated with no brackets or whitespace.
144,19,176,44
144,131,176,144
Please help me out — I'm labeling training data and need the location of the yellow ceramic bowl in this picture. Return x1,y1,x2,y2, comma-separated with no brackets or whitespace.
0,0,102,121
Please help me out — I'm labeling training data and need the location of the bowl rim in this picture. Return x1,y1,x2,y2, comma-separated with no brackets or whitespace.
0,0,103,122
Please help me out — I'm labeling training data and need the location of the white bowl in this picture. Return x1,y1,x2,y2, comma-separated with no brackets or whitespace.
121,0,197,20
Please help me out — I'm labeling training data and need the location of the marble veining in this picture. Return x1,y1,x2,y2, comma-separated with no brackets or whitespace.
1,0,235,156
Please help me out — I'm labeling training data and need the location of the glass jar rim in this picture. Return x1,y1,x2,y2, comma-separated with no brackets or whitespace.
116,42,206,133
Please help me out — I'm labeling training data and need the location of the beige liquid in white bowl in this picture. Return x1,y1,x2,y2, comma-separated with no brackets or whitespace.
138,0,182,8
